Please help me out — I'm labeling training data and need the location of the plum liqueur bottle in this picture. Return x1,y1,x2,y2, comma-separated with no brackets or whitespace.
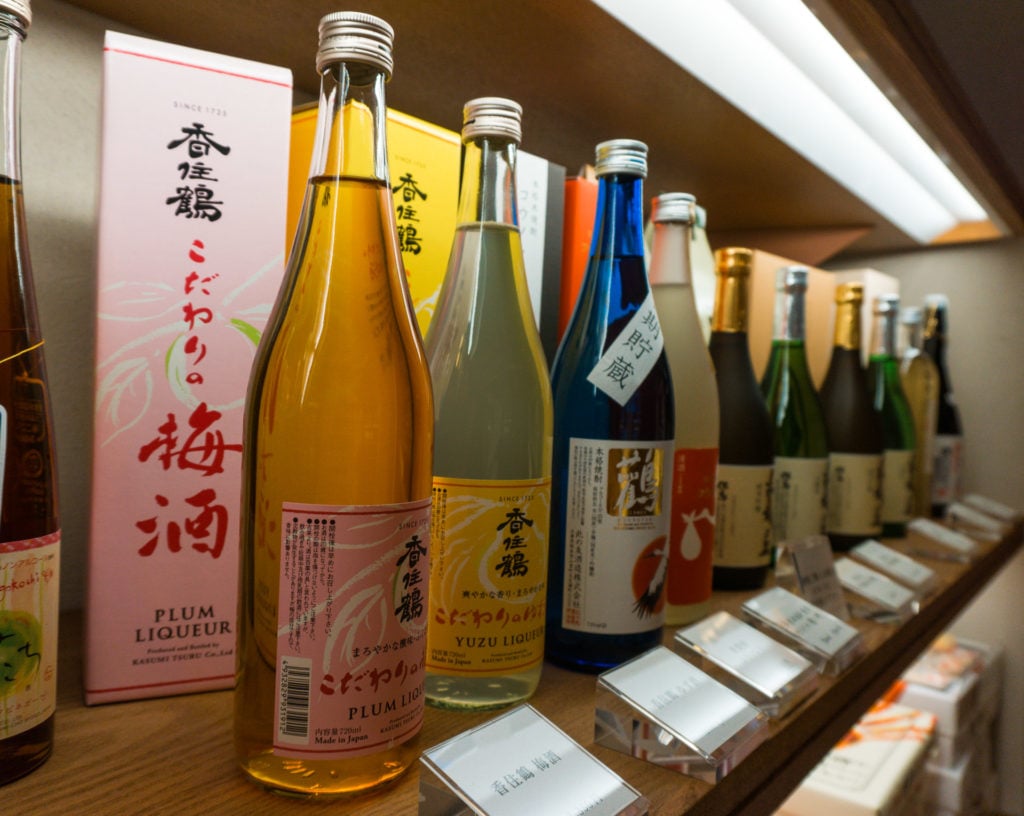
899,306,939,517
820,283,883,550
0,0,60,787
868,295,916,537
425,98,552,709
923,294,962,516
234,13,433,797
761,266,829,543
648,193,719,625
709,248,773,589
547,139,673,672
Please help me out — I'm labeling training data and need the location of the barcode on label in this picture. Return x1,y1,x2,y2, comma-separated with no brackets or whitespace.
277,656,312,744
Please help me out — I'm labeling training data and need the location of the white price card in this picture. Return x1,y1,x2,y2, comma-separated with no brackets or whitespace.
962,493,1022,523
851,540,937,593
741,587,863,674
419,705,647,816
907,517,978,560
947,501,1005,540
775,535,849,619
835,558,917,616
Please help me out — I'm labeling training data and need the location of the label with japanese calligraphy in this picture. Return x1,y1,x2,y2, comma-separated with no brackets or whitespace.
771,456,828,543
427,477,549,677
562,438,672,635
881,449,914,525
665,446,717,607
586,292,665,407
931,434,962,505
273,499,430,760
826,452,883,536
713,464,773,568
0,531,60,739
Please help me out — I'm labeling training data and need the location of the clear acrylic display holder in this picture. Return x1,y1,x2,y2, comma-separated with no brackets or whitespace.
849,539,938,597
773,534,850,620
834,557,918,623
946,500,1007,542
594,645,768,784
962,493,1022,525
906,517,979,563
419,704,649,816
740,587,864,675
673,611,818,718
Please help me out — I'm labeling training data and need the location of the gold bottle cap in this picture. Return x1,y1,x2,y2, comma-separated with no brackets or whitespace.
714,247,754,276
594,139,647,178
317,11,394,76
835,281,864,305
462,97,522,144
0,0,29,29
711,247,753,332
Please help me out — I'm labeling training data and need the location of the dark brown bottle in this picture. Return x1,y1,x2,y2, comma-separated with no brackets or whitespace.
0,0,61,788
819,283,882,551
923,293,962,517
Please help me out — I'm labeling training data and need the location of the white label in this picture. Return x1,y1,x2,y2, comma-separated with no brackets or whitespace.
562,438,672,634
772,456,828,542
422,705,644,816
962,493,1020,523
881,448,914,525
907,517,977,556
931,434,962,504
743,587,860,659
586,291,665,406
714,463,773,568
599,646,761,757
835,558,916,611
827,452,882,536
786,536,848,620
852,540,936,590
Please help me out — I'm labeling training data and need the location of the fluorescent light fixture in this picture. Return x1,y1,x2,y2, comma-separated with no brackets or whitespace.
591,0,991,243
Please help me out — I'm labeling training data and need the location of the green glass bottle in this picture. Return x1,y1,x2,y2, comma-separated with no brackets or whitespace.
867,294,916,538
760,266,829,544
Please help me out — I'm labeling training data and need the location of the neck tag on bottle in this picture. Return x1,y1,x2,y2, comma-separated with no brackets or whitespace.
834,557,918,624
595,645,768,783
419,704,648,816
586,292,664,406
774,535,849,621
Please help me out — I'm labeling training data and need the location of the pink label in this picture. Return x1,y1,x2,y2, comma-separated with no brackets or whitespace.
274,499,430,759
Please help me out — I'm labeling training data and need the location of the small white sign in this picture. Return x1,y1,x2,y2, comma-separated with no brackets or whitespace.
907,517,978,558
962,493,1021,523
851,540,936,592
835,558,917,612
420,705,646,816
742,587,861,660
947,501,1005,538
586,291,665,406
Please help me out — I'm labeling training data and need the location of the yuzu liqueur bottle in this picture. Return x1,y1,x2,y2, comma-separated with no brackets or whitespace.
647,193,718,626
546,140,674,672
234,13,433,797
424,98,552,709
867,294,916,538
0,0,61,788
898,306,939,517
761,266,829,544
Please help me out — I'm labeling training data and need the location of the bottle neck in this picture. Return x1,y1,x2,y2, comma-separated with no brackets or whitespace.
457,136,518,227
648,219,692,286
312,61,389,183
923,306,947,364
833,300,862,350
899,321,923,356
773,286,806,341
712,273,749,333
0,16,24,183
591,173,646,260
870,311,898,358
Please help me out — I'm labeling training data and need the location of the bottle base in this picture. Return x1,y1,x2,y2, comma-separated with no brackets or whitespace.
237,749,414,799
544,627,660,674
881,522,908,538
711,565,767,591
0,716,53,787
425,672,538,711
828,532,879,552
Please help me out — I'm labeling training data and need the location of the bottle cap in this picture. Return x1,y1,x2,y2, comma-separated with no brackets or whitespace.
462,97,522,143
651,192,696,224
873,293,900,315
779,264,808,291
594,139,647,177
695,204,708,230
835,281,863,305
900,306,923,325
317,12,394,77
714,247,754,277
924,293,949,311
0,0,30,29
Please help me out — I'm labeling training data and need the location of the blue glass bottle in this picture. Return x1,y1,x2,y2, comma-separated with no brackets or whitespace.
546,140,674,672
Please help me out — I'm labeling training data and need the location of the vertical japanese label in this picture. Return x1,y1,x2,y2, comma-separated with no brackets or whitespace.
931,434,962,505
772,456,828,543
827,453,883,537
274,499,430,759
0,532,60,739
586,292,665,407
666,447,717,607
562,438,672,635
427,477,549,677
713,464,773,568
881,449,914,525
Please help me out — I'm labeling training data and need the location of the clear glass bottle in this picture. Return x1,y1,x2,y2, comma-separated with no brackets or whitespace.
709,247,773,590
867,294,916,538
820,283,883,550
923,293,962,516
0,0,61,788
761,266,829,543
546,139,674,672
899,306,939,518
648,193,719,626
234,13,434,797
425,98,551,709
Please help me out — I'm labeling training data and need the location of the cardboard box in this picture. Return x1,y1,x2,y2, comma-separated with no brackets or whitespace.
85,32,292,703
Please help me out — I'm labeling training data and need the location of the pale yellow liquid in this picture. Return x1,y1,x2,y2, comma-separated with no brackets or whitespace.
234,176,433,797
900,350,940,518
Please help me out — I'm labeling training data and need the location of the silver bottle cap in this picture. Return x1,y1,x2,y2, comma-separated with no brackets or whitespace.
317,12,394,77
462,97,522,144
0,0,30,29
874,292,901,315
651,192,696,224
595,139,647,178
778,264,809,292
900,306,923,325
924,293,949,311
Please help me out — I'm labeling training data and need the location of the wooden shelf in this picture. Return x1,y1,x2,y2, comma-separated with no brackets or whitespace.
13,523,1020,815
